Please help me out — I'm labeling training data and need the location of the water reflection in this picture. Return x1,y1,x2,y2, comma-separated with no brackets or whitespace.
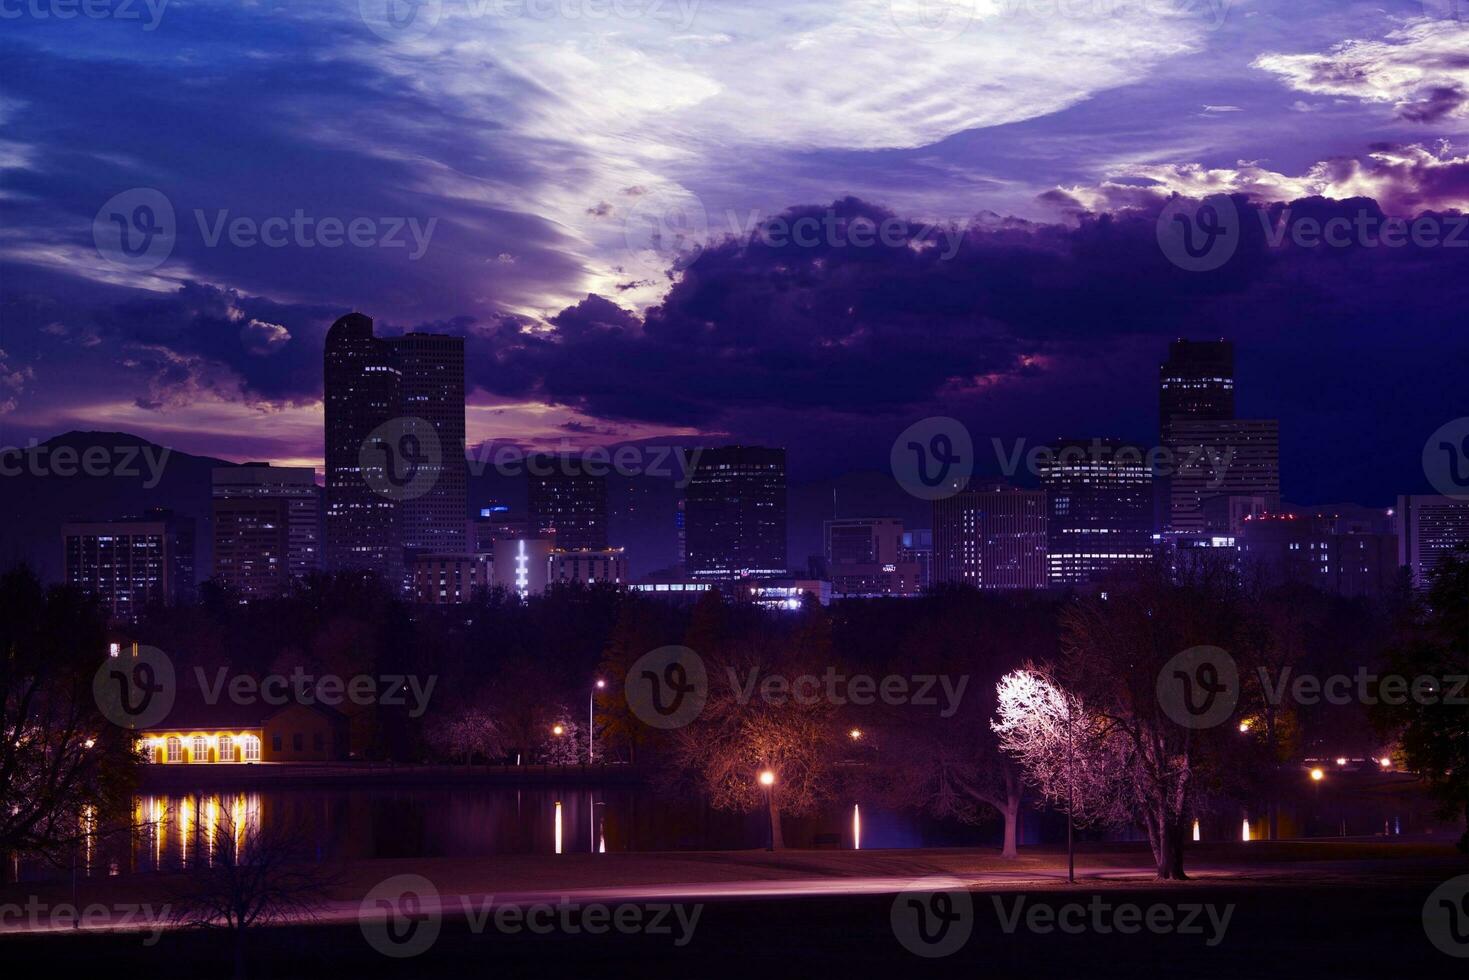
131,793,263,872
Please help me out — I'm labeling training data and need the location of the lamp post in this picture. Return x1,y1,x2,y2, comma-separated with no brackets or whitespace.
759,770,776,851
589,679,605,764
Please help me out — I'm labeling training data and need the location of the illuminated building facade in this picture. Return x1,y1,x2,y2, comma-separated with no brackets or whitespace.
1037,438,1153,586
932,483,1048,590
211,463,321,597
528,459,609,551
63,509,196,621
823,517,922,597
685,446,788,582
1396,494,1469,590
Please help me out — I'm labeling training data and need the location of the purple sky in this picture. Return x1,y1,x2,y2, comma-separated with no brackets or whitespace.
1,0,1466,503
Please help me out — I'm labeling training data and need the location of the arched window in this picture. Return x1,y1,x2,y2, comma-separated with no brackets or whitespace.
219,735,235,763
192,735,208,763
166,736,182,763
241,735,260,762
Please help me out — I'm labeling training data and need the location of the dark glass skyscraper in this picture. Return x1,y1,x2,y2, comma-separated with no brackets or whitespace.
323,313,466,583
684,446,787,581
527,459,608,551
1037,438,1152,585
1159,339,1235,446
931,483,1048,590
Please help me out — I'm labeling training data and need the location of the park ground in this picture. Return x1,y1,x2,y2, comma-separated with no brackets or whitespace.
2,839,1466,977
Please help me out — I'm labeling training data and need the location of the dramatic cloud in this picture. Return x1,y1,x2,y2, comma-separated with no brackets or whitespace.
1254,18,1469,123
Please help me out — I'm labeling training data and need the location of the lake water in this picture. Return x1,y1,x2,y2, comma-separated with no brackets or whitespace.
11,774,1455,882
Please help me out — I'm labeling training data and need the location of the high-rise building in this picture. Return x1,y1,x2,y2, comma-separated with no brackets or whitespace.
1037,438,1153,586
550,548,628,587
932,483,1048,590
211,464,321,596
63,509,195,621
527,459,608,551
411,553,491,605
684,446,787,582
823,517,921,597
389,332,467,558
1159,339,1235,446
1168,419,1280,535
1396,494,1469,590
323,313,466,585
900,528,933,590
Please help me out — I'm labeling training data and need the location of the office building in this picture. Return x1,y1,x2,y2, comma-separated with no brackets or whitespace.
1397,494,1469,590
1159,339,1235,446
932,483,1048,590
1236,513,1398,597
411,553,492,604
323,312,466,584
527,460,608,551
1168,419,1280,535
684,446,787,581
63,509,196,621
823,517,922,597
211,464,321,596
1037,438,1153,585
550,548,628,586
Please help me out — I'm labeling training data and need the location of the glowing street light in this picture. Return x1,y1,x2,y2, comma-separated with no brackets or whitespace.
1237,719,1252,733
759,770,776,851
552,724,565,737
848,728,863,741
1335,757,1347,766
589,679,606,764
1309,767,1324,781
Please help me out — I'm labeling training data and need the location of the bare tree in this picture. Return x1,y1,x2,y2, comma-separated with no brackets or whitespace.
426,707,505,765
665,650,842,849
169,810,340,979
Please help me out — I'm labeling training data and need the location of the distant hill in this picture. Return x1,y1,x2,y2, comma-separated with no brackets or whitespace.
0,431,233,581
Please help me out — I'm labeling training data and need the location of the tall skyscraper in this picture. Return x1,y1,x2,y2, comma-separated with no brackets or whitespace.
1168,419,1280,535
323,313,466,584
1159,339,1235,446
389,332,467,558
63,509,196,621
684,446,787,581
527,459,608,551
1037,438,1153,585
1396,494,1469,590
932,483,1048,590
211,464,321,596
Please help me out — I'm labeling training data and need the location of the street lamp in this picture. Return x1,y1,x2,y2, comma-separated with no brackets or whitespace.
848,728,863,741
759,770,776,851
1309,767,1324,781
552,724,565,737
590,679,606,764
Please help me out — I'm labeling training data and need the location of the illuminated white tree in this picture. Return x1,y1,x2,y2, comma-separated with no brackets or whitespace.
992,667,1124,881
426,709,505,765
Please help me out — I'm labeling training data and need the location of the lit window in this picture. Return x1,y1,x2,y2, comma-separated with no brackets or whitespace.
166,736,182,763
193,735,208,762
